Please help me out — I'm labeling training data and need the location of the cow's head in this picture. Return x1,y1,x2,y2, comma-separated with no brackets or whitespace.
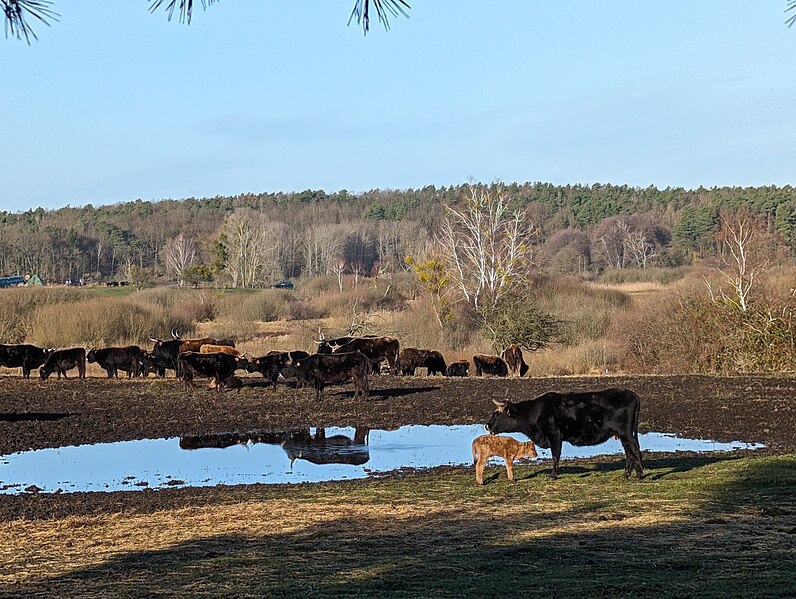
39,363,53,380
86,349,97,363
485,398,517,434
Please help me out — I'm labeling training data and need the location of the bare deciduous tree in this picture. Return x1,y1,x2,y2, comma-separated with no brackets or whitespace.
705,212,768,312
221,210,284,288
439,185,538,312
302,224,346,278
623,229,657,269
330,258,347,291
164,233,196,287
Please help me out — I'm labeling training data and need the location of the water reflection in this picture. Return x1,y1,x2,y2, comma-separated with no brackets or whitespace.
0,425,764,495
180,427,371,466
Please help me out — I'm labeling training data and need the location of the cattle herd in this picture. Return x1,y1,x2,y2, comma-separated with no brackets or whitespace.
0,333,532,399
0,333,646,480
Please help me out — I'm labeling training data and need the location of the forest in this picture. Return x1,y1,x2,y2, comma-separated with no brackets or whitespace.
1,182,795,287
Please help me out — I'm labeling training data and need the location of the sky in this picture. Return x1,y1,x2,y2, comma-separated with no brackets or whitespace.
2,1,795,212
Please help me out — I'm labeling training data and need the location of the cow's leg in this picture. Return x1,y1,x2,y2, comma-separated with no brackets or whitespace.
618,435,643,479
548,435,562,479
475,452,486,485
505,458,515,481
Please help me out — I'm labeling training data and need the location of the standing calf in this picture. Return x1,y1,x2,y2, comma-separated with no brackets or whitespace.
472,434,537,485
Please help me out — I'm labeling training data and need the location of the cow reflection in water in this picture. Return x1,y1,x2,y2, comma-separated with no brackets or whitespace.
179,427,370,466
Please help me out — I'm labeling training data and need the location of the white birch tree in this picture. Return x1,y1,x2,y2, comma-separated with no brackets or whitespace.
164,233,196,286
439,185,538,313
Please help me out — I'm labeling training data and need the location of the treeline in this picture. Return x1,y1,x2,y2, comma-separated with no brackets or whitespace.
1,182,794,286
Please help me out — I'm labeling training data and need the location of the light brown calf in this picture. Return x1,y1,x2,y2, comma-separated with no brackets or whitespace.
472,434,537,485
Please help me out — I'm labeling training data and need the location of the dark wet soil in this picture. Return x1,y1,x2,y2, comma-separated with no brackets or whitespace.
0,372,793,520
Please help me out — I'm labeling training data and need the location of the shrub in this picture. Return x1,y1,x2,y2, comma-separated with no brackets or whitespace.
598,266,690,285
611,273,796,374
219,290,291,323
0,287,84,343
27,298,194,347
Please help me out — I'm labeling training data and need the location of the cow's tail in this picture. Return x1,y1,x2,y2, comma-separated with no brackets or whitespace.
628,389,642,443
472,440,478,466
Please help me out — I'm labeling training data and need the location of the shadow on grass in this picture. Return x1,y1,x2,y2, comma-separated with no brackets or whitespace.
5,455,794,598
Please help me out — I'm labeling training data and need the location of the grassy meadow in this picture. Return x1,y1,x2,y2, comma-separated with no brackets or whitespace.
1,452,793,597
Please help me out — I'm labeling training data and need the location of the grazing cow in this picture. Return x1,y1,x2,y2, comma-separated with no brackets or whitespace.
331,336,400,376
282,351,370,401
87,346,144,378
472,434,538,485
501,343,529,377
239,352,290,389
445,360,470,377
148,332,228,374
40,348,87,380
399,348,426,375
0,344,54,378
399,348,447,376
485,388,644,480
473,354,509,377
176,351,240,391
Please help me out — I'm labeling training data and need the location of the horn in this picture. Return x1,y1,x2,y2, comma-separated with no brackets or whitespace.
318,328,325,341
171,329,180,339
492,398,507,407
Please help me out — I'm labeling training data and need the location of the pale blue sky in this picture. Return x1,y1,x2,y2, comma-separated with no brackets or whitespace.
2,1,794,212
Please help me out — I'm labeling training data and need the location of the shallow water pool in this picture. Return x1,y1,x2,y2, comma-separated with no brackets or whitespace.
0,424,764,494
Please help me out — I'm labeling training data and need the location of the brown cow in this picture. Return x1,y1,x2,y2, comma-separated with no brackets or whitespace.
473,354,508,377
501,343,528,377
200,344,242,357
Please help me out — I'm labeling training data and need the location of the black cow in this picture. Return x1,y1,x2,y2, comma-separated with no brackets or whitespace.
423,350,447,376
87,346,144,378
40,348,87,380
148,333,227,374
179,427,370,466
139,350,169,377
282,351,370,401
239,352,290,389
445,360,469,377
485,388,644,480
288,350,311,365
176,351,240,391
331,337,400,376
315,333,386,373
501,343,529,377
473,354,508,377
0,344,53,378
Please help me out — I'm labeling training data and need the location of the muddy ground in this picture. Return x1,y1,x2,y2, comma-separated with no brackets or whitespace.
0,372,794,520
